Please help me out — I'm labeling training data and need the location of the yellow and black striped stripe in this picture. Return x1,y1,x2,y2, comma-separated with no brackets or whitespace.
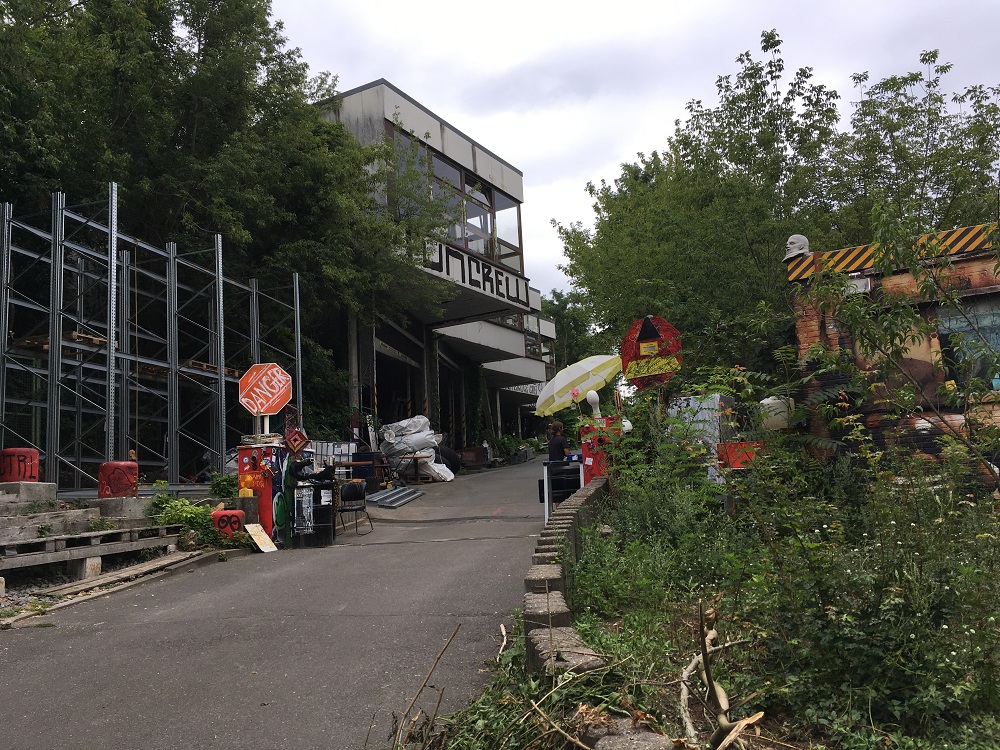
787,224,996,282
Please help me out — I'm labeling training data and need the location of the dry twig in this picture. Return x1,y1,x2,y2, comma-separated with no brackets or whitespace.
394,623,462,749
529,699,591,750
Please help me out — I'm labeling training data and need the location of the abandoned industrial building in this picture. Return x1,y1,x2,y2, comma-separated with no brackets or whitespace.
0,80,556,490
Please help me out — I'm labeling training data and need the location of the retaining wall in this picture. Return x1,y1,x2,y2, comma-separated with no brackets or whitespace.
521,477,608,675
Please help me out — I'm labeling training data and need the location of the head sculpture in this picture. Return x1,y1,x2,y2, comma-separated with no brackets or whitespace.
783,234,811,263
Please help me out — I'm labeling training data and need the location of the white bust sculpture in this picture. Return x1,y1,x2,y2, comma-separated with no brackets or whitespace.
586,389,601,418
783,234,811,263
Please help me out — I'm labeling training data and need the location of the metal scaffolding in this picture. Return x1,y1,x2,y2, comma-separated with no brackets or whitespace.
0,186,302,488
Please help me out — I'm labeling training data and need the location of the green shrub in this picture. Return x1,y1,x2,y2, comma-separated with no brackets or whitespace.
149,494,221,547
143,479,174,518
729,439,1000,739
567,381,1000,746
210,472,237,499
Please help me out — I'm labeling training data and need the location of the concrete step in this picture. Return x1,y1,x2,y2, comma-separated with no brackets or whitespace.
0,508,101,545
0,482,59,509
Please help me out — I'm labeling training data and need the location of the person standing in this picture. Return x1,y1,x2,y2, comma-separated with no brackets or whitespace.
547,421,570,461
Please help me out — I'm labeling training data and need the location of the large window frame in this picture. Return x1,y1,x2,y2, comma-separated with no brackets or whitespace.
414,137,523,274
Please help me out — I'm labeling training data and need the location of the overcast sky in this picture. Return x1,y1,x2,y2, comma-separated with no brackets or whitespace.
268,0,1000,297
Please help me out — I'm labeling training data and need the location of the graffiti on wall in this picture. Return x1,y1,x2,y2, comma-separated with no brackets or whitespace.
427,243,530,310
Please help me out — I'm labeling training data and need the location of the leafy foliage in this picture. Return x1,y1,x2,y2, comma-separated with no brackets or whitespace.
555,33,1000,376
540,289,599,371
209,472,237,499
0,0,454,436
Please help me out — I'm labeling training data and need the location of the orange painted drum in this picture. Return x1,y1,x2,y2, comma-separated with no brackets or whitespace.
98,461,139,498
211,509,245,538
0,448,40,482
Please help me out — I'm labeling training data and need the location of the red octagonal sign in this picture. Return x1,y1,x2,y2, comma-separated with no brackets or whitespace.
239,363,292,416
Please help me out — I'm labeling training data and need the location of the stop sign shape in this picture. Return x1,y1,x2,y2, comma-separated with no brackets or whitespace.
239,363,292,416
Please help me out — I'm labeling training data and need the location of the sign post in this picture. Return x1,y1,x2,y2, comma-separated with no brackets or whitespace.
239,363,293,434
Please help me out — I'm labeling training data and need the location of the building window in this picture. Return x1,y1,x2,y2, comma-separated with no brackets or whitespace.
465,197,493,256
937,299,1000,390
425,146,525,271
495,191,520,248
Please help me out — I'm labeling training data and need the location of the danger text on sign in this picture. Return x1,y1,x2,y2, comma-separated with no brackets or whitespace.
239,363,292,416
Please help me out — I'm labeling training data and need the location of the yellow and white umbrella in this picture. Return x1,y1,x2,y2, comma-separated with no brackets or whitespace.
534,355,622,417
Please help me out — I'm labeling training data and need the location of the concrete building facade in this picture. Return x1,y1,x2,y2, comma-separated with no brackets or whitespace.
324,80,556,449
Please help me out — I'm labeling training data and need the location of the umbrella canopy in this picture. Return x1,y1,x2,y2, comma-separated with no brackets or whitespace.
534,355,622,417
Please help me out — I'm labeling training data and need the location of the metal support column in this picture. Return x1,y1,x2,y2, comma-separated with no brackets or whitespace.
166,242,180,484
348,313,359,440
293,272,303,419
0,203,11,448
495,389,502,437
118,243,131,461
105,182,118,460
248,277,262,436
46,193,66,482
213,234,226,470
459,368,466,448
249,278,260,363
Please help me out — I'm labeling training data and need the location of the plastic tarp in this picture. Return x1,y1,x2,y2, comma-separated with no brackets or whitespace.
378,416,454,482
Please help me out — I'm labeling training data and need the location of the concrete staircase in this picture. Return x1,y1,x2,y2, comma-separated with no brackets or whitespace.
0,482,181,579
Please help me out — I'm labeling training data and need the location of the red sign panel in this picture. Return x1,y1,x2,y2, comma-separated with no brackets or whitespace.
239,363,292,416
620,316,682,390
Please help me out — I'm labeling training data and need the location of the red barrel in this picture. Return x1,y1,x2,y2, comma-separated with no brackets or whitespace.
211,509,245,538
0,448,40,482
98,461,139,498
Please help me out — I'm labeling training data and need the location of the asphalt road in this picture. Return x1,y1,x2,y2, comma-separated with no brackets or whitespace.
0,458,545,750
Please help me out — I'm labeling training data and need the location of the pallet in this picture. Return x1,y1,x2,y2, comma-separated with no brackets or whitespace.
0,525,183,571
184,359,241,378
1,524,182,558
132,363,169,379
16,332,108,349
16,335,50,349
65,331,108,346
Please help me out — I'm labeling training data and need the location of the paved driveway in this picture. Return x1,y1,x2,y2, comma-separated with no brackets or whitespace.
0,459,544,750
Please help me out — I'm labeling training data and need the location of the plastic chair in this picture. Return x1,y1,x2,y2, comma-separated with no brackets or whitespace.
337,480,373,535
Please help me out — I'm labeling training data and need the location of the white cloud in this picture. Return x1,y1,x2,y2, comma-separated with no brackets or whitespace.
271,0,1000,297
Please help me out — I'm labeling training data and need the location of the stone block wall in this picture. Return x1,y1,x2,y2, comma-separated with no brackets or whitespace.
522,477,608,675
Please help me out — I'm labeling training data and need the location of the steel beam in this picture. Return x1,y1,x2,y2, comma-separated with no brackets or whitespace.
167,242,180,484
105,182,118,460
46,193,65,482
0,203,11,448
293,272,303,418
213,234,226,471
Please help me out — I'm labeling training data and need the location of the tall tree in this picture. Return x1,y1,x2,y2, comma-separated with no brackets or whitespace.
541,289,597,370
838,50,1000,236
0,0,453,434
556,31,841,371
